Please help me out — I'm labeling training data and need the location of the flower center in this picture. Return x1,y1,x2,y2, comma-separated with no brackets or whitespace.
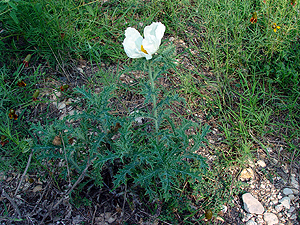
141,45,148,54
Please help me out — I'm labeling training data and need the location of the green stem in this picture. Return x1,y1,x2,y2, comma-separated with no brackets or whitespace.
148,61,158,133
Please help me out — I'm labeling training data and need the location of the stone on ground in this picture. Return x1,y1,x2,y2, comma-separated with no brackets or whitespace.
242,193,264,214
264,213,279,225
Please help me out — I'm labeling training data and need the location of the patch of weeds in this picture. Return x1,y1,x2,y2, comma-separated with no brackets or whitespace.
0,64,44,171
177,0,299,165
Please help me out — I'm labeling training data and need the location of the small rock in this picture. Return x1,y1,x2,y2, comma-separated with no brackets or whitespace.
279,197,290,209
72,215,83,224
271,158,278,164
243,213,253,222
215,216,224,222
277,192,282,200
0,172,6,181
107,216,116,223
6,177,13,182
290,214,297,220
248,159,255,168
292,188,299,195
242,193,265,214
240,168,255,181
256,160,266,168
288,194,295,200
57,102,66,110
32,185,43,193
271,199,278,205
275,204,284,213
281,165,289,174
264,213,279,225
288,206,295,213
290,174,299,190
135,117,144,125
256,217,264,224
77,67,84,74
221,205,227,214
282,188,293,195
246,219,257,225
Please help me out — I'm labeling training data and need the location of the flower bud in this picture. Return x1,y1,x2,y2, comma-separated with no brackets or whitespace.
33,89,40,101
23,54,32,67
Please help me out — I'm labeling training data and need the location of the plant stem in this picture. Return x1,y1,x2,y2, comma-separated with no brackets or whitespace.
148,61,158,133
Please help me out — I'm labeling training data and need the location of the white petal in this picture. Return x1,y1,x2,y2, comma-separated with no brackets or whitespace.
144,22,165,45
142,35,159,56
123,27,145,58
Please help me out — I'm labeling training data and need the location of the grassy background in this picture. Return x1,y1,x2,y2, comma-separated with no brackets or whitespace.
0,0,299,222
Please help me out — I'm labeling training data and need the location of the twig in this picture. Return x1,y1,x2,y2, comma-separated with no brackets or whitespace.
53,157,91,209
121,183,127,219
61,132,71,186
91,205,97,225
29,181,51,215
41,158,92,223
288,146,297,185
1,189,21,218
14,149,34,196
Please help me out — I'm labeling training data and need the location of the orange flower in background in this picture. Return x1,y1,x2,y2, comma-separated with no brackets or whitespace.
60,84,69,92
60,33,65,40
250,12,258,24
272,23,280,32
0,135,9,147
17,80,26,87
291,0,296,6
8,109,18,120
23,54,31,67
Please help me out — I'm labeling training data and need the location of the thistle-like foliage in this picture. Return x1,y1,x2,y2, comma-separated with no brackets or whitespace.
31,42,209,201
31,85,120,186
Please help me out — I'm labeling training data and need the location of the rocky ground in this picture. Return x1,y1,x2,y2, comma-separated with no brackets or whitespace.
1,134,299,225
234,160,300,225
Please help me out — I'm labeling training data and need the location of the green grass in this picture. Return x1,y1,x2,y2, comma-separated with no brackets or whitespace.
0,0,299,223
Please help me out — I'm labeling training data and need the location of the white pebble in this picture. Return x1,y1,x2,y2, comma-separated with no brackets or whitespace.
256,160,266,168
288,206,295,213
290,214,297,220
291,174,299,189
221,205,227,214
243,213,253,222
288,194,295,200
292,188,299,195
279,197,290,209
274,204,284,213
246,219,257,225
277,192,282,199
271,199,278,205
57,102,66,110
242,193,265,214
264,213,279,225
282,188,293,195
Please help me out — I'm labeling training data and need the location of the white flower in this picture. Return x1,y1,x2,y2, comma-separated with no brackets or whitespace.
122,22,165,60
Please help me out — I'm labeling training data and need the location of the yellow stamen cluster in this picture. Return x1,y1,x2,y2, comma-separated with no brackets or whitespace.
141,45,148,54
